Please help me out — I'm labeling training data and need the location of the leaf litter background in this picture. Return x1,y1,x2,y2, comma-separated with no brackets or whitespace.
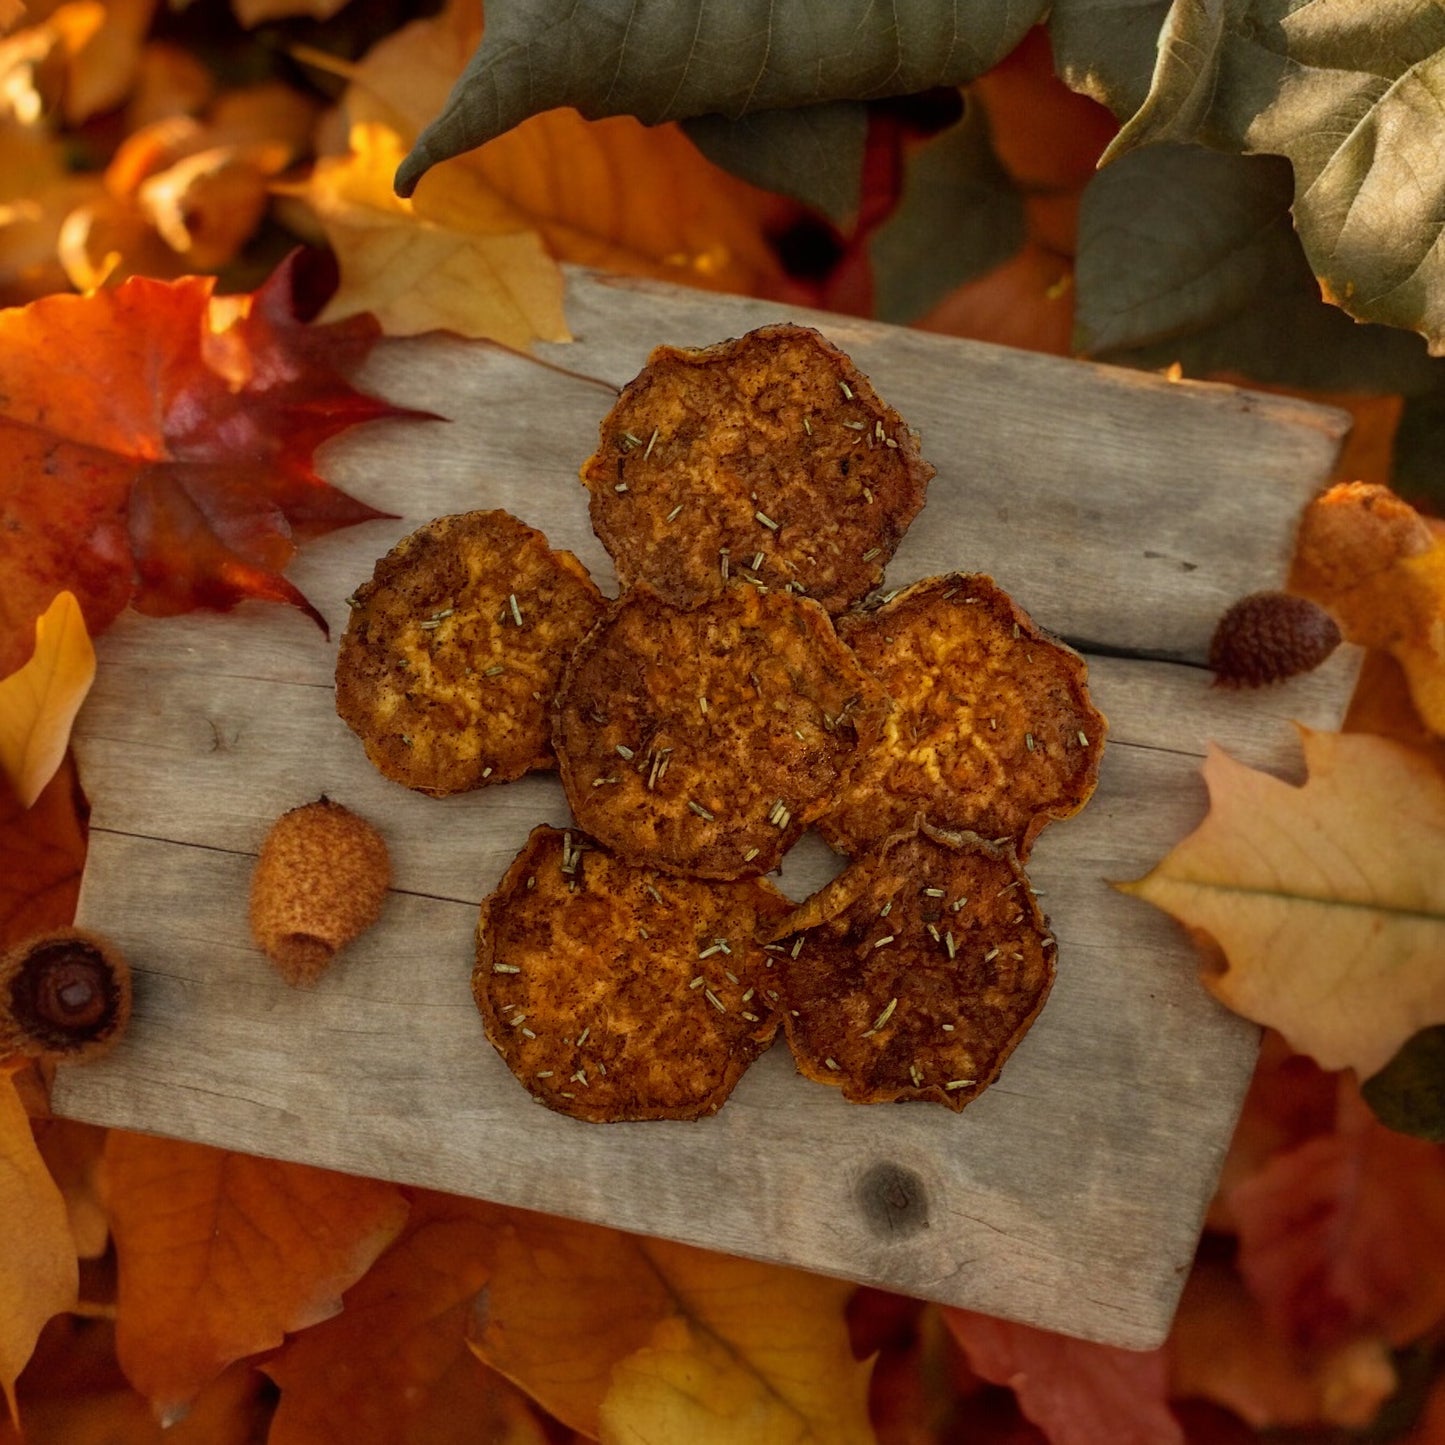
2,0,1445,1441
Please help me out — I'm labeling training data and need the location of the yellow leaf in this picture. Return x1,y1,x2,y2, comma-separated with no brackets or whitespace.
597,1241,874,1445
0,593,95,810
467,1213,872,1444
1120,728,1445,1076
0,1071,78,1424
340,2,791,297
292,122,569,348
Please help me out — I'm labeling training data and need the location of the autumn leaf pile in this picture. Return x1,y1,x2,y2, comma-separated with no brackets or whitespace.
5,1,1445,1441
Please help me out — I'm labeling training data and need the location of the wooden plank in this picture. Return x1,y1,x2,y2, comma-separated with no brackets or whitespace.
54,269,1356,1349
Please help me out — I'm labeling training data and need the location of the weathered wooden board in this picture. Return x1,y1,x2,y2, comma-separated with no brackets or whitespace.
55,270,1356,1350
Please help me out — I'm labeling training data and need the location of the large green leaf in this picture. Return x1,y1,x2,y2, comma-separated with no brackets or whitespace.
868,97,1024,324
1074,141,1443,394
1053,0,1445,351
682,104,867,222
394,0,1049,195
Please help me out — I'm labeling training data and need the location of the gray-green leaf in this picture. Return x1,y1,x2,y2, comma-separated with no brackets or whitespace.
1362,1026,1445,1144
682,104,867,223
868,98,1024,325
396,0,1049,195
1074,142,1442,394
1053,0,1445,351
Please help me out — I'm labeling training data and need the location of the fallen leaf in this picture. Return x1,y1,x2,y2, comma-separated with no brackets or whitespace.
340,2,796,299
1209,1028,1337,1233
596,1241,874,1445
1169,1256,1397,1431
265,1189,530,1445
0,251,408,676
58,0,154,125
1290,483,1445,736
944,1309,1183,1445
916,240,1074,356
467,1213,873,1443
5,1359,272,1445
33,1119,108,1260
394,0,1049,194
101,1131,408,1419
289,121,569,347
0,593,95,810
1120,727,1445,1077
1229,1081,1445,1353
123,40,214,131
1361,1026,1445,1145
233,0,349,26
0,1070,77,1424
1344,651,1445,776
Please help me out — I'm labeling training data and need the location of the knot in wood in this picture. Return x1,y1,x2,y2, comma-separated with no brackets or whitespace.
857,1162,930,1238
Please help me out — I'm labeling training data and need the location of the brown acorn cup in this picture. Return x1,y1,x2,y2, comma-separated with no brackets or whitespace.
249,798,391,986
0,928,133,1061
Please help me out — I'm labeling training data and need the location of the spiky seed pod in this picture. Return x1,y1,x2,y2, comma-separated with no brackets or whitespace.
0,928,133,1061
1209,591,1342,687
249,798,391,986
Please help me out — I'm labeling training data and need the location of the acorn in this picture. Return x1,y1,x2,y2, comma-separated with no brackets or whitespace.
0,928,133,1061
1209,591,1342,687
249,798,391,986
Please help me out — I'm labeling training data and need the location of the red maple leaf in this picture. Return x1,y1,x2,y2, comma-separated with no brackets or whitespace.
0,252,419,674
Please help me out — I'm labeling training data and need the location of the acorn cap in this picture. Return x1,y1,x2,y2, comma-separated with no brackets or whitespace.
249,798,391,986
0,928,133,1061
1209,591,1342,688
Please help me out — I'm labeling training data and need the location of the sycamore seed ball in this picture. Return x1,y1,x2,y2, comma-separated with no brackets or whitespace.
249,798,391,986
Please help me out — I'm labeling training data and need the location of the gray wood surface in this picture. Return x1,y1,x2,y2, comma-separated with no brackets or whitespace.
55,269,1356,1349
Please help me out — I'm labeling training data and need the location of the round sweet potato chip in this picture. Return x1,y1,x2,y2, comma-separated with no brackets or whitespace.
821,574,1106,860
769,824,1054,1109
335,510,606,796
474,825,792,1122
553,583,888,879
581,324,934,615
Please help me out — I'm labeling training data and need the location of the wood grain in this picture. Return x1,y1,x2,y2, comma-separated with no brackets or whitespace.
55,269,1356,1349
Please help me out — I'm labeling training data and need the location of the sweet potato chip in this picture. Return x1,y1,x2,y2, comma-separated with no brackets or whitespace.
820,574,1105,860
769,823,1054,1109
553,583,887,879
474,825,792,1121
336,511,605,796
581,324,934,616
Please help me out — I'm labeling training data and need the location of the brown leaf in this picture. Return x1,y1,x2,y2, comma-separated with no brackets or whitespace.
944,1309,1182,1445
916,242,1074,356
32,1119,108,1260
1119,728,1445,1076
265,1189,542,1445
101,1132,408,1419
0,1070,77,1424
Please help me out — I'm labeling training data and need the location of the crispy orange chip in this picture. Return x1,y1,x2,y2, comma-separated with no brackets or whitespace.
335,511,606,796
553,583,887,879
474,826,792,1121
820,574,1106,860
769,824,1054,1109
581,324,934,615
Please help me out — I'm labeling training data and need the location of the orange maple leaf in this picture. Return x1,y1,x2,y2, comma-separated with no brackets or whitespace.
265,1189,548,1445
101,1132,409,1420
0,252,415,675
